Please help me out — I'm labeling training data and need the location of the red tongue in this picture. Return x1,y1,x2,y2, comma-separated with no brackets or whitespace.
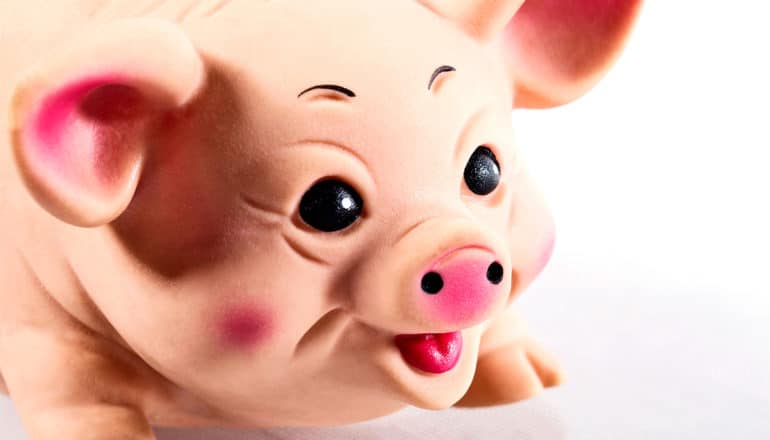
394,331,462,374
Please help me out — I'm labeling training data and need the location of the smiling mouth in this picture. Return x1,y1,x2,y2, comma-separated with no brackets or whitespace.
394,331,463,374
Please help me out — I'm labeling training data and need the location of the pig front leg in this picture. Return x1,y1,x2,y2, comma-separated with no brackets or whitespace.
456,307,563,407
2,330,156,440
0,254,155,439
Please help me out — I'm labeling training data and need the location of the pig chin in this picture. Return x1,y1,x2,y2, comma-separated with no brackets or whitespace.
378,324,486,410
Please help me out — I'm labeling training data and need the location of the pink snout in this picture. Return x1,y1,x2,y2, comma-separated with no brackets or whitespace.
418,247,506,326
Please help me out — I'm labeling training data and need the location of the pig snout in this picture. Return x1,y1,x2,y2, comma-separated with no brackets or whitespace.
350,219,512,336
418,247,505,325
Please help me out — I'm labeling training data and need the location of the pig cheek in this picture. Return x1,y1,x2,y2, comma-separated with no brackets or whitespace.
506,231,555,305
217,305,274,350
114,129,233,274
532,232,556,278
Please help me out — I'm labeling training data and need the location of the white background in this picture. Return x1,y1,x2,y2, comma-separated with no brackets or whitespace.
2,1,769,438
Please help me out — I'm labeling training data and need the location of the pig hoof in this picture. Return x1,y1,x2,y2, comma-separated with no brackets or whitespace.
456,341,564,407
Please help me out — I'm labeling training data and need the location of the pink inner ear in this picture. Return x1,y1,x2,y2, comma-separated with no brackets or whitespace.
32,74,127,153
507,0,631,77
26,74,151,186
504,0,642,107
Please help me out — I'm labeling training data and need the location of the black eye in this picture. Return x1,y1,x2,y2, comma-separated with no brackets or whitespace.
464,146,500,196
299,179,364,232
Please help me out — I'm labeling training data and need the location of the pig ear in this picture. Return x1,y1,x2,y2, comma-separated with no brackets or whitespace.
421,0,643,108
419,0,526,41
504,0,643,108
9,18,205,227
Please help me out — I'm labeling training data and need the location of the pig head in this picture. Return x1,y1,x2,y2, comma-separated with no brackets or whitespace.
0,0,642,434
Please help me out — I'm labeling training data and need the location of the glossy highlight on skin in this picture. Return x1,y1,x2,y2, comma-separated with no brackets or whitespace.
218,305,273,349
394,331,463,374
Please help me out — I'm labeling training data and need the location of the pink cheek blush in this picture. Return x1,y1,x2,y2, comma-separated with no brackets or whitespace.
218,305,274,350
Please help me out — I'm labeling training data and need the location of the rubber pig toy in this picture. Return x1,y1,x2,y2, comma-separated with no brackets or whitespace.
0,1,641,438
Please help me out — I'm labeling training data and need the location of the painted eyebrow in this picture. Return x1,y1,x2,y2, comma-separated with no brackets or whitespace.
298,84,356,98
428,65,456,90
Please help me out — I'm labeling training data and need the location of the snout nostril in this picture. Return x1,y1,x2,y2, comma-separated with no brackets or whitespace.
421,272,444,295
487,262,504,285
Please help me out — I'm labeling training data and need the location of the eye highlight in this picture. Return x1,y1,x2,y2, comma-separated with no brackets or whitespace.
299,179,363,232
464,146,501,196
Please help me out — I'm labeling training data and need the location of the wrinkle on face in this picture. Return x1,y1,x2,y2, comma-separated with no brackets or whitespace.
89,0,241,21
281,232,332,267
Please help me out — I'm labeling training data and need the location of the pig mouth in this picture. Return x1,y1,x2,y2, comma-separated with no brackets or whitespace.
393,331,463,374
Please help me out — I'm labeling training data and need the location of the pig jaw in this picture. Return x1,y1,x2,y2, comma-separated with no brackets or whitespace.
374,323,488,411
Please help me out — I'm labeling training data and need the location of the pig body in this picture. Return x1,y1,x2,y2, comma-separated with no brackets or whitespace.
0,1,640,437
